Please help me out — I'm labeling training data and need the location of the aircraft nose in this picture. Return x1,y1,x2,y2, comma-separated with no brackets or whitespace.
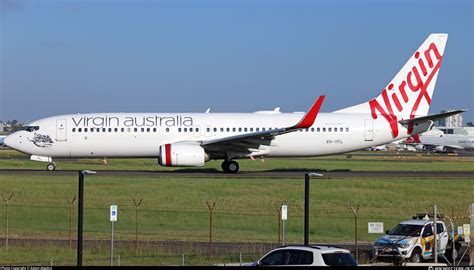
3,134,17,149
3,135,12,147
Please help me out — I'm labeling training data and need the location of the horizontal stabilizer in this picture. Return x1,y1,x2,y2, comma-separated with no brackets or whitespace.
399,110,466,126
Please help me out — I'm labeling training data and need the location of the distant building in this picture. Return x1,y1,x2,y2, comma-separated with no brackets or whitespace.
0,123,4,133
435,109,463,127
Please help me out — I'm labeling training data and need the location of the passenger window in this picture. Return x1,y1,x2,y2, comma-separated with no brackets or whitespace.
305,128,309,132
213,128,217,132
256,128,260,132
334,128,337,132
262,128,266,131
184,128,187,132
244,128,248,132
226,128,230,132
96,128,100,132
103,128,107,132
90,128,94,133
114,128,118,132
317,128,320,132
340,127,343,132
238,128,242,132
72,128,76,132
121,128,125,132
287,250,314,265
166,128,169,132
250,128,254,132
260,250,288,266
346,127,349,132
311,128,314,132
436,223,444,233
220,128,224,132
323,128,326,132
189,128,193,132
232,128,236,132
422,225,433,237
146,128,150,132
78,128,82,132
153,128,157,132
178,128,182,132
206,128,210,132
84,128,88,132
127,128,131,132
328,128,332,132
196,128,199,132
134,128,138,132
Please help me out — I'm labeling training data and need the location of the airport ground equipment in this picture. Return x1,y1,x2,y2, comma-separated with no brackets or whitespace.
374,213,467,264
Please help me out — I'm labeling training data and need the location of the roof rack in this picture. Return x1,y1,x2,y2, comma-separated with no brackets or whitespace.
413,212,445,220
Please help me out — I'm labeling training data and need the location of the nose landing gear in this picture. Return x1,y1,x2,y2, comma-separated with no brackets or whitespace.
221,160,239,173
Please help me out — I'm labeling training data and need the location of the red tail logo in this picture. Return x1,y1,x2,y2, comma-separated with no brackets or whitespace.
369,42,443,138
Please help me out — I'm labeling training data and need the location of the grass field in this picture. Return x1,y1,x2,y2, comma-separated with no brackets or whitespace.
0,150,473,265
1,148,473,172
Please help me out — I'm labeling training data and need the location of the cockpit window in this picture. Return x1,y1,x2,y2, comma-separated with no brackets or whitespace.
22,126,40,132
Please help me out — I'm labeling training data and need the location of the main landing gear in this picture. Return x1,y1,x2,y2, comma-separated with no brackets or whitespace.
221,160,239,173
46,162,56,171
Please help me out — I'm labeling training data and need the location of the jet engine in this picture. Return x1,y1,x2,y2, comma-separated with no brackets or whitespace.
158,143,209,166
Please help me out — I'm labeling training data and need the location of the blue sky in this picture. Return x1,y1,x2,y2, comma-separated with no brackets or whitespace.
1,0,473,123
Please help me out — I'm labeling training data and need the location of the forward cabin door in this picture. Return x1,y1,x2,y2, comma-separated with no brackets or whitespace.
56,119,67,141
364,119,374,141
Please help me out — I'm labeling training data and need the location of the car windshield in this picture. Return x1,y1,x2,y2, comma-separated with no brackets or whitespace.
389,224,423,236
322,253,357,266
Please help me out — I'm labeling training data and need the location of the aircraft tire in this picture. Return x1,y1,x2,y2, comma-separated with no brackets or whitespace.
221,160,230,172
47,163,56,171
227,161,239,173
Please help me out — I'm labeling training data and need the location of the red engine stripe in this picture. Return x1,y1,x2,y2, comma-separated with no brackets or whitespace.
165,144,172,166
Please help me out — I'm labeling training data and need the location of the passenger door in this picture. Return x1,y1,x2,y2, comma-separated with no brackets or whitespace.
421,224,434,258
56,119,67,141
364,119,374,141
437,222,449,252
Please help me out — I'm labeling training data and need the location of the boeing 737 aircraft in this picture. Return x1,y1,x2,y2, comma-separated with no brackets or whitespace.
3,34,465,173
405,127,474,152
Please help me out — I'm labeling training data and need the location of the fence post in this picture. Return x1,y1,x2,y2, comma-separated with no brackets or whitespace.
132,198,143,256
66,195,76,254
274,203,281,246
207,200,216,257
349,205,360,261
3,192,13,253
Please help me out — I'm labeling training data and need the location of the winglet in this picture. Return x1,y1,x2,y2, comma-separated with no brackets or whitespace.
294,95,325,129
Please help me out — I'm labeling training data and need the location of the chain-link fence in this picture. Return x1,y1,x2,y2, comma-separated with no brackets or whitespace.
0,173,472,266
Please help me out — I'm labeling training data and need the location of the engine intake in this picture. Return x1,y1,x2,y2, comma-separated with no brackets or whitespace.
159,143,208,167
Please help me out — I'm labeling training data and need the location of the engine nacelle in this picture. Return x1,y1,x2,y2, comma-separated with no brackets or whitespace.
435,145,447,152
158,143,208,167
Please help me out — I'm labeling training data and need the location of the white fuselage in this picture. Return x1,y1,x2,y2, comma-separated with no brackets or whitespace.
418,129,474,151
6,111,412,159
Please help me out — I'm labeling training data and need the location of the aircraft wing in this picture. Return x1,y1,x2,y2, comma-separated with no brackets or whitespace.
200,96,325,158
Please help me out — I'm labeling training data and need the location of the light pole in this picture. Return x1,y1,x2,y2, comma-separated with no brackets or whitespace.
77,170,96,267
304,172,324,246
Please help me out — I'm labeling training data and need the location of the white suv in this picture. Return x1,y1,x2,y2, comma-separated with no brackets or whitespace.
250,245,357,266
